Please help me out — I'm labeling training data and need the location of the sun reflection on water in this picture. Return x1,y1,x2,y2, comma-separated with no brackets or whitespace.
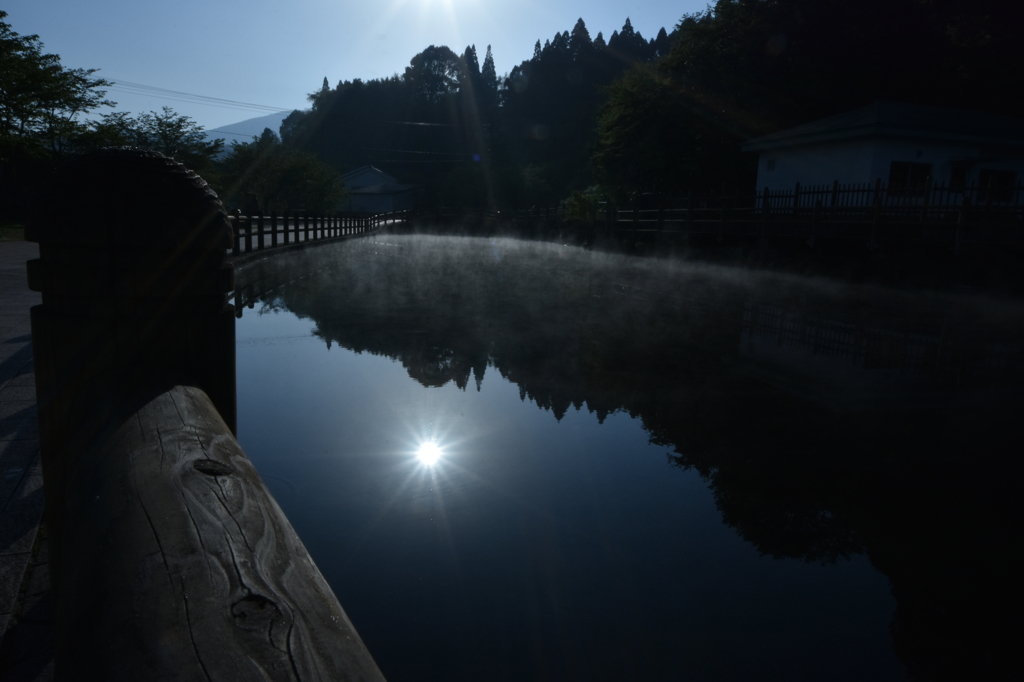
416,440,443,466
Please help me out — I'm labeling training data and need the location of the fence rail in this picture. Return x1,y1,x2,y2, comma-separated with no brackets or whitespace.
227,208,412,257
505,179,1024,228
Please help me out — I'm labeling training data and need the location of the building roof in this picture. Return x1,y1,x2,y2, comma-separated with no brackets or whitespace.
742,101,1024,152
339,165,400,188
349,182,418,195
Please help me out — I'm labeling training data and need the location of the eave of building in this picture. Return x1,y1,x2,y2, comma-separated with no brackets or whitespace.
742,102,1024,153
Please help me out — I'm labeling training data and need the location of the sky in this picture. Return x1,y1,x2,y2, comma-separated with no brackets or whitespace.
4,0,707,135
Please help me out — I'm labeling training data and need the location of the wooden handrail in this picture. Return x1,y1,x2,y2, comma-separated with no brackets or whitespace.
227,208,409,257
27,148,385,681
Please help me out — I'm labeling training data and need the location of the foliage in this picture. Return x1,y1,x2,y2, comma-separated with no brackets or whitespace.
268,2,1024,212
404,45,463,105
0,14,223,216
594,0,1024,194
593,65,753,194
560,186,606,223
81,107,223,174
219,128,345,213
280,17,670,210
0,11,113,161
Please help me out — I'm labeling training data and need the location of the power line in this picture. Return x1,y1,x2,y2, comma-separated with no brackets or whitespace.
108,79,291,111
207,129,269,137
104,78,293,114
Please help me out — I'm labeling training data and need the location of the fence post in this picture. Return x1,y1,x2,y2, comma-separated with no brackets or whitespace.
760,186,770,243
718,190,729,244
25,149,387,680
870,178,882,249
270,211,278,248
921,178,933,222
26,147,236,597
257,210,265,250
955,195,970,256
631,204,639,248
810,199,822,248
232,209,241,256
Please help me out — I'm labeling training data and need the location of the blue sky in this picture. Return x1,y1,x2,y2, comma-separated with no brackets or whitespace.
4,0,706,131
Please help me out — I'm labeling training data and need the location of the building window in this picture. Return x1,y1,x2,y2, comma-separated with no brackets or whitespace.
888,161,932,196
978,169,1017,203
766,159,776,172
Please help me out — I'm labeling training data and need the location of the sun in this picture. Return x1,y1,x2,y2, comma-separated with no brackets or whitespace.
416,441,442,466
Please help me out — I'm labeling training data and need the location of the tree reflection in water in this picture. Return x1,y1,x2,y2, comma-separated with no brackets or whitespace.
236,235,1024,681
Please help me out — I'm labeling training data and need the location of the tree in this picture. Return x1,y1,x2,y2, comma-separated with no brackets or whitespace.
83,107,223,174
593,65,750,194
480,46,498,100
308,77,331,111
568,19,593,60
404,45,463,104
594,0,1024,196
1,11,112,160
220,128,344,212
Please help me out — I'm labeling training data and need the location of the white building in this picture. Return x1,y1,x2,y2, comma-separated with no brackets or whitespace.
339,166,420,213
742,102,1024,201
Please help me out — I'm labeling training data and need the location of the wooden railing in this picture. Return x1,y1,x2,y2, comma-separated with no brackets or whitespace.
228,208,412,257
499,179,1024,228
26,149,386,680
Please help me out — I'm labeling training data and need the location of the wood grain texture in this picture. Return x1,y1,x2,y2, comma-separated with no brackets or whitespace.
52,385,385,682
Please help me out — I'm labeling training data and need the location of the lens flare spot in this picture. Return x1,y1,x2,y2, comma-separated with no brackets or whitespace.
417,441,442,466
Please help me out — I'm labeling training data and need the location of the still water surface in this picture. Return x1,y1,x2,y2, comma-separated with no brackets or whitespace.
234,236,1022,681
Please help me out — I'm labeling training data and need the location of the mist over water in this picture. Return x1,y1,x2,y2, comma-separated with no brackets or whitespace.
234,236,1023,681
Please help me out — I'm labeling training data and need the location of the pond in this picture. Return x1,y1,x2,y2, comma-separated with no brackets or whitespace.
233,235,1023,682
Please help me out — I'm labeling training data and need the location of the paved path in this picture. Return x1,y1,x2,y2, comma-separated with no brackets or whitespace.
0,241,53,680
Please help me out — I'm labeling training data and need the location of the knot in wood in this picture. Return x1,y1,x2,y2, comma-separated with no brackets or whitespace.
192,459,234,477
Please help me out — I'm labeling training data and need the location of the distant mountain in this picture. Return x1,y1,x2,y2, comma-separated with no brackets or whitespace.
204,111,293,151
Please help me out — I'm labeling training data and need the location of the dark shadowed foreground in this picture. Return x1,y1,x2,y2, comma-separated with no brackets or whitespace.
235,236,1024,682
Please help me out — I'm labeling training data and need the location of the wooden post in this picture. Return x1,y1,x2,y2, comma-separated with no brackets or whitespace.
761,186,770,243
870,177,882,249
955,195,970,256
810,199,822,248
25,149,385,681
632,205,639,246
921,178,933,222
718,190,728,244
26,145,235,606
270,211,278,248
257,210,265,250
830,180,839,221
49,386,387,681
232,209,241,256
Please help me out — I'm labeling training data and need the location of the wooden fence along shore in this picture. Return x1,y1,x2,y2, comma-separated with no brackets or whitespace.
227,208,410,257
544,179,1024,248
226,179,1024,262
